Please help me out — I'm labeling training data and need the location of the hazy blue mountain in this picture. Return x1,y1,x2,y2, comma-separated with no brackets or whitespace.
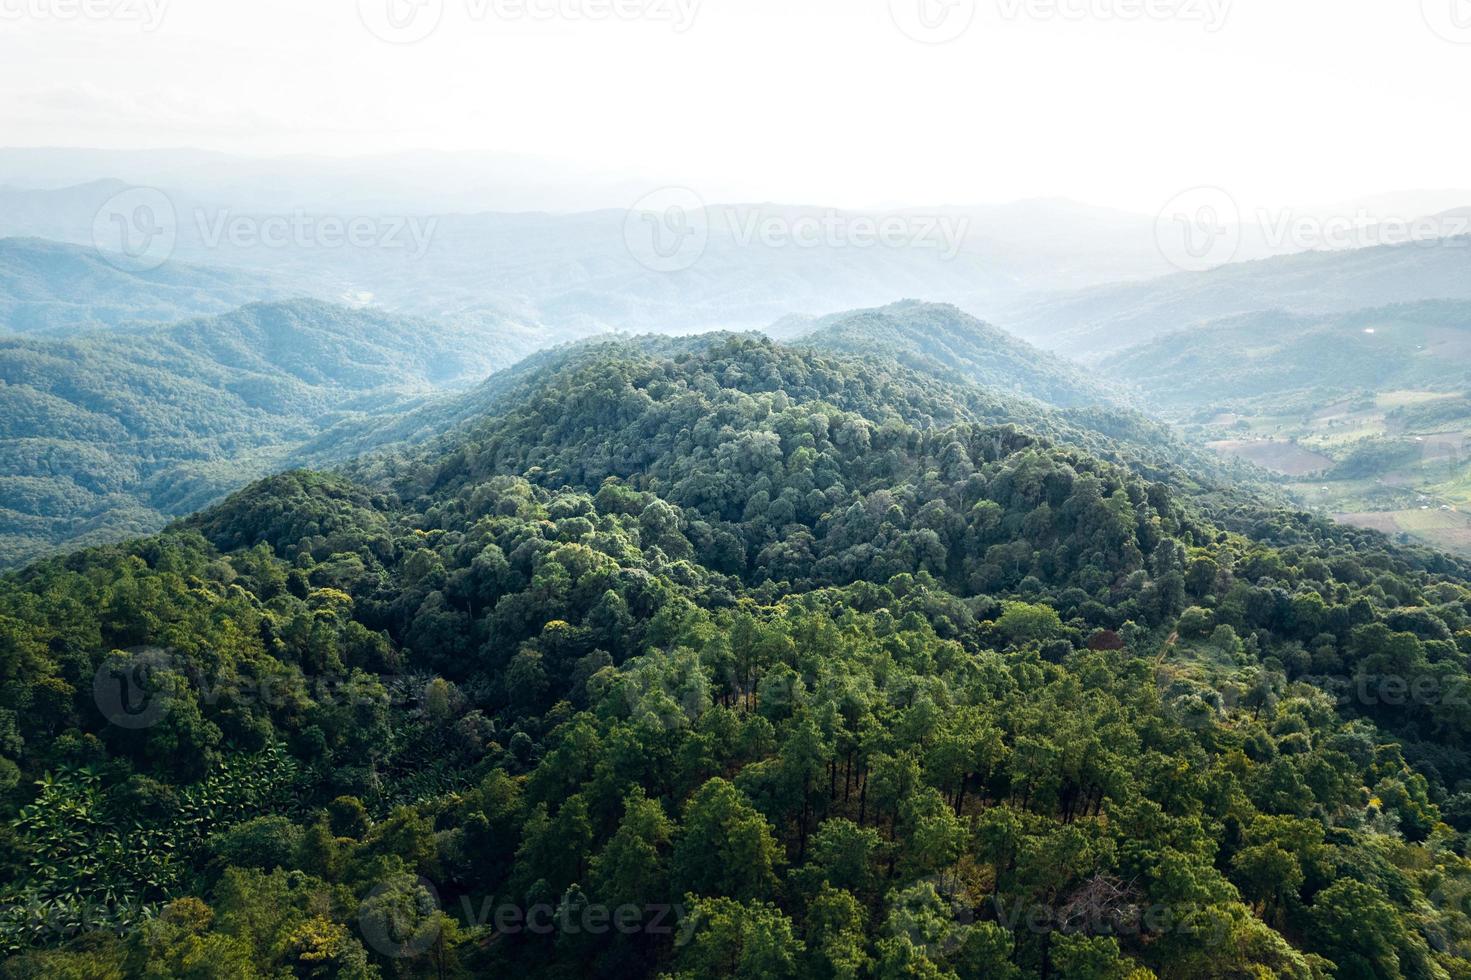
0,182,1199,338
0,237,299,335
1006,236,1471,358
1102,301,1471,412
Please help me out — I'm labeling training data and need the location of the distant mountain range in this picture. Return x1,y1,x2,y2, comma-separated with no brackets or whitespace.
1101,300,1471,413
1005,235,1471,358
0,237,299,334
1098,299,1471,554
0,182,1203,337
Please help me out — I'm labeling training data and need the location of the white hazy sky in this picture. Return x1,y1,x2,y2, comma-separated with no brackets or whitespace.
2,0,1469,213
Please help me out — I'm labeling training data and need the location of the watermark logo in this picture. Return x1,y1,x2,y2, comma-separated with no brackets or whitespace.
890,874,979,959
1301,672,1471,711
357,877,695,960
358,875,444,959
624,191,972,274
624,187,709,273
726,207,970,259
1157,672,1237,731
0,0,169,30
1423,0,1471,43
93,186,177,272
194,210,438,258
1155,185,1241,273
358,0,444,44
91,188,439,268
1257,208,1471,252
1158,186,1471,274
890,0,977,43
92,647,175,730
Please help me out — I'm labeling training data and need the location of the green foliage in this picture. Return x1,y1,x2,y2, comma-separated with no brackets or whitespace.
0,298,518,568
2,329,1471,979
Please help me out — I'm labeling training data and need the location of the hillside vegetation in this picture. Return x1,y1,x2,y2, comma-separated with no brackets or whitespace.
789,301,1116,410
2,333,1471,978
0,299,520,566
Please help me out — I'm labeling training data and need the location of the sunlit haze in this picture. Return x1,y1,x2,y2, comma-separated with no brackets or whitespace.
4,0,1471,214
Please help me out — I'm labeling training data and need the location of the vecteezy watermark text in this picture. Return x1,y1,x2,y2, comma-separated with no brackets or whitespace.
726,207,971,259
358,0,699,44
91,186,438,271
996,0,1230,30
92,647,427,730
194,210,437,258
357,877,696,961
1156,185,1471,273
622,188,972,273
0,0,168,29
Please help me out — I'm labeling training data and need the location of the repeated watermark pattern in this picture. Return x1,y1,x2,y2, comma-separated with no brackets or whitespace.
1303,673,1471,711
358,0,700,43
91,186,438,272
726,207,971,259
92,187,177,273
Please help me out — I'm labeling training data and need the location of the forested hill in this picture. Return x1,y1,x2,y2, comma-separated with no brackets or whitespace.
0,299,520,567
5,330,1471,978
0,237,297,336
788,300,1115,409
310,312,1268,510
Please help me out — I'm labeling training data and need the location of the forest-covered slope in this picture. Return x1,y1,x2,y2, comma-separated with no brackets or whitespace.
0,299,519,567
2,298,1203,570
304,307,1267,510
786,300,1115,410
3,333,1471,978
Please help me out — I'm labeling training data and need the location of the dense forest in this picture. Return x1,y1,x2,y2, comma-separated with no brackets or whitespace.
776,302,1113,410
0,299,526,568
3,330,1471,978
